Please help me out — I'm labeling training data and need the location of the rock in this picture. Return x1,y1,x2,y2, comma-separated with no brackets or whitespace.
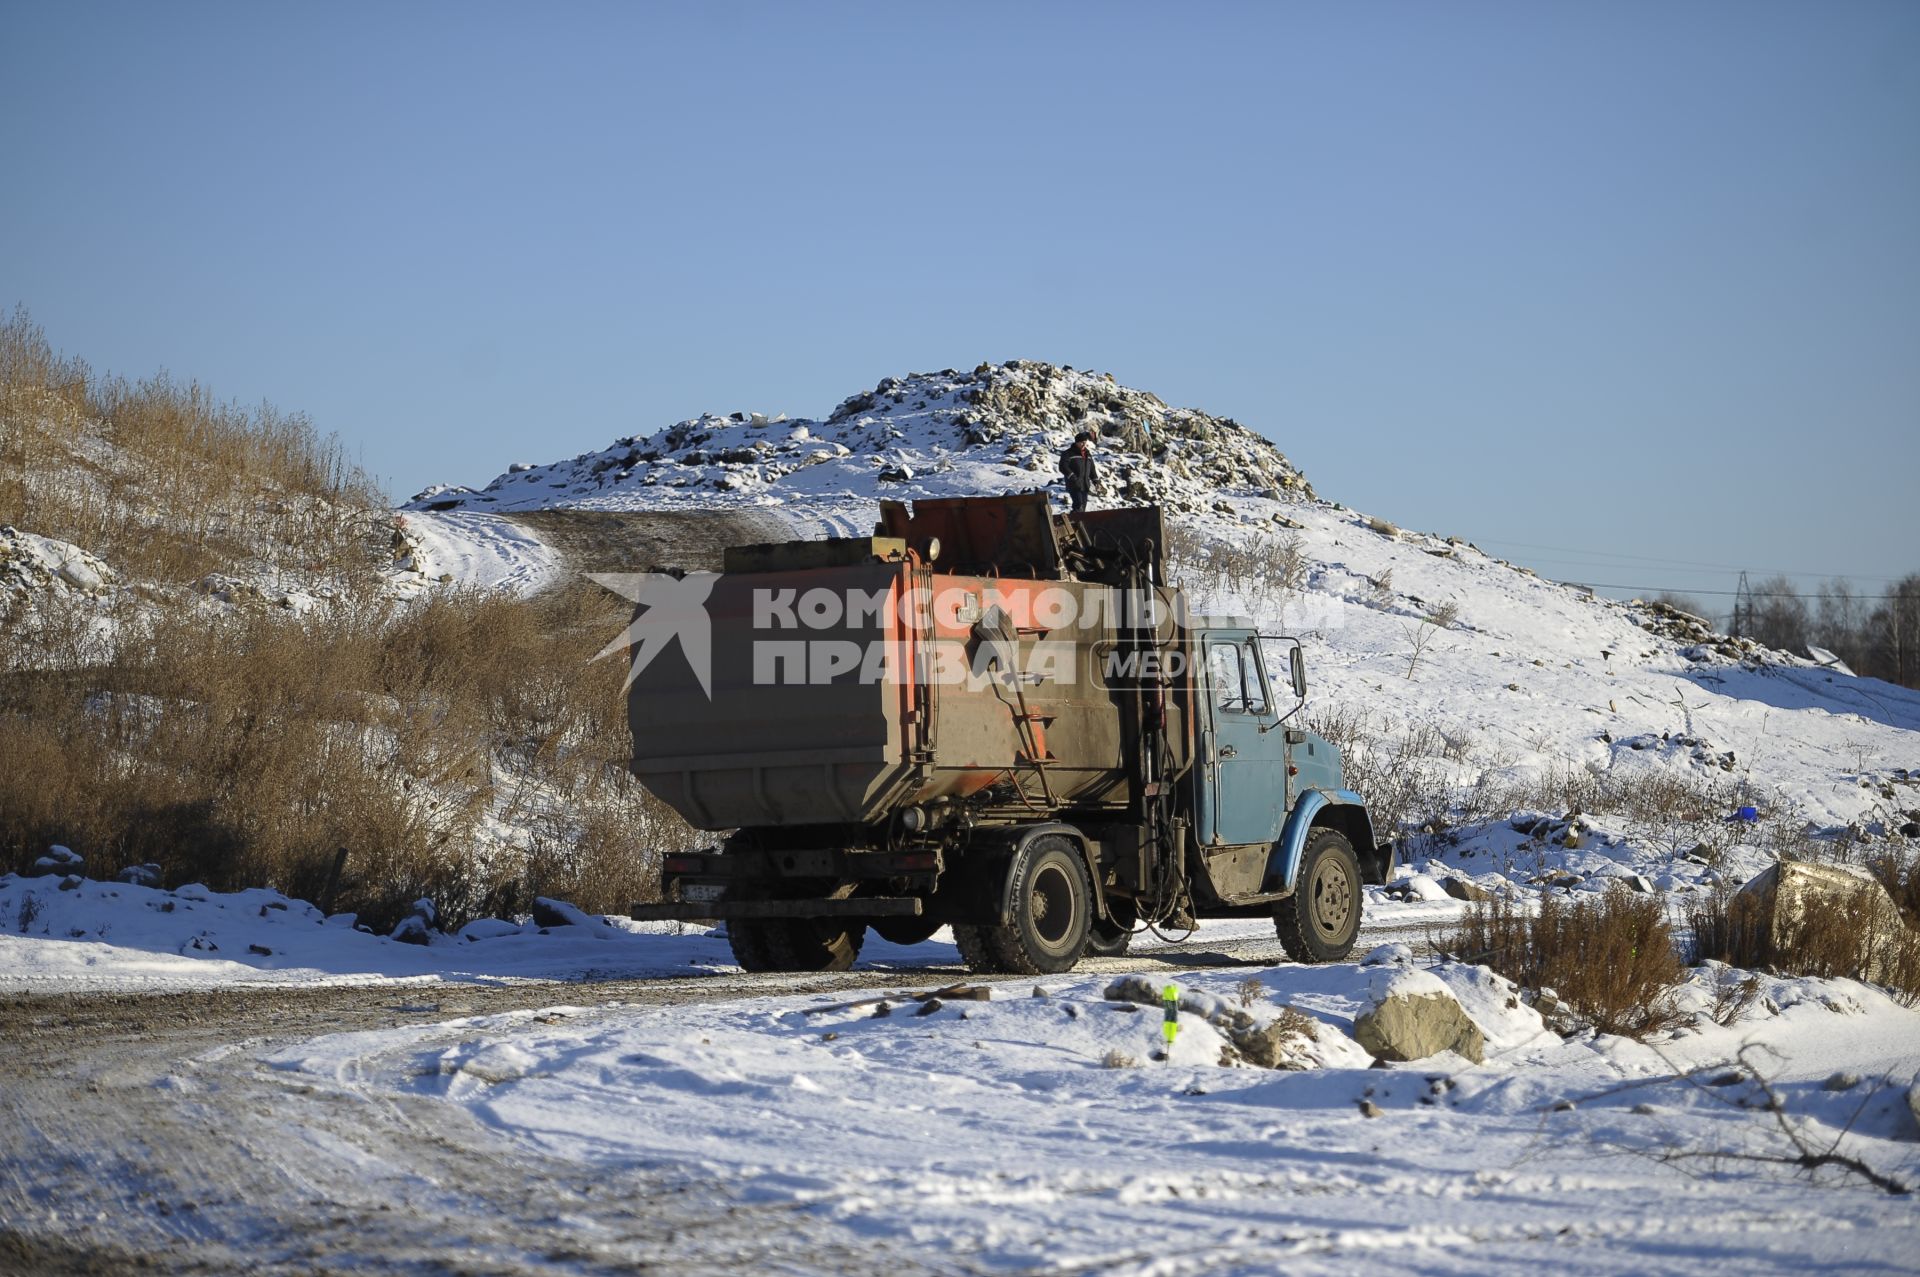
389,915,432,945
1401,874,1451,902
31,845,83,877
1353,969,1487,1064
1823,1072,1861,1092
1624,874,1656,894
56,557,103,590
248,943,273,957
1358,1099,1383,1118
116,863,163,888
1228,1009,1321,1070
1361,942,1414,967
390,897,438,945
1441,877,1493,903
1031,986,1050,998
1103,975,1160,1005
1733,859,1916,985
531,897,610,930
57,874,82,891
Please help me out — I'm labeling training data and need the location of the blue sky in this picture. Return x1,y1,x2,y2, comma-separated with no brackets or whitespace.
4,1,1916,606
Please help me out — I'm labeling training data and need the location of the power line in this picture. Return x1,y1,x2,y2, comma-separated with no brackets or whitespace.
1557,580,1909,600
1517,556,1898,581
1474,537,1906,583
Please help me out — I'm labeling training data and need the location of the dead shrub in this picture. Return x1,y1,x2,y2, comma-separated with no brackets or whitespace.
1867,851,1920,929
1687,877,1920,1006
1448,885,1686,1039
1165,528,1308,620
1701,963,1763,1027
0,315,691,930
0,580,692,932
0,308,384,589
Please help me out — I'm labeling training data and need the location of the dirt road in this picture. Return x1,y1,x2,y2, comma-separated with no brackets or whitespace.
0,917,1444,1276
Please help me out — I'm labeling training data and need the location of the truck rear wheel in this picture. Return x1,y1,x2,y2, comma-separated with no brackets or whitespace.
727,918,865,972
954,837,1093,975
1275,828,1362,963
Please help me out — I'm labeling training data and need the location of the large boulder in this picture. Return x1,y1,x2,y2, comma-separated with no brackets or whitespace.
1353,968,1487,1064
1734,859,1914,986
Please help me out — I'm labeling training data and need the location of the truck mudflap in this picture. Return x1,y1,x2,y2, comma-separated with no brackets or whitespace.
628,897,924,923
1261,789,1383,893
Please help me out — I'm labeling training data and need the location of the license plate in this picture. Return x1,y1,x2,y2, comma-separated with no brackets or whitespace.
681,882,725,904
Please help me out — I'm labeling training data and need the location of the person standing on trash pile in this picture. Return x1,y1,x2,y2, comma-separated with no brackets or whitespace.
1060,431,1097,514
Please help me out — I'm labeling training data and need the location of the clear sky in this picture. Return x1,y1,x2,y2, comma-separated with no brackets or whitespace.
5,1,1916,607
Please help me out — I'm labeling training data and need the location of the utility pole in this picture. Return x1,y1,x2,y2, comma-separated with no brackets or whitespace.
1731,572,1753,640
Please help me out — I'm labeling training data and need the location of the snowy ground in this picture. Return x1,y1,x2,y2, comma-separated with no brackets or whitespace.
387,509,566,597
6,876,1917,1270
259,965,1918,1275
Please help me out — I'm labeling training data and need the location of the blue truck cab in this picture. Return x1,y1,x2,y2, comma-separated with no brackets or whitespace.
1188,621,1391,961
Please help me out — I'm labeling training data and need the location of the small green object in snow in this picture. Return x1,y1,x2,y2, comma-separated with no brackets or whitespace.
1162,984,1179,1045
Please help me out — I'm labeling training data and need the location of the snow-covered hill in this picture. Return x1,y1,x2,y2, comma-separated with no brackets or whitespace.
411,358,1920,882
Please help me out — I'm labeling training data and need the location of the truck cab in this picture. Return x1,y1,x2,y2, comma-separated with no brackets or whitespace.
1186,623,1387,955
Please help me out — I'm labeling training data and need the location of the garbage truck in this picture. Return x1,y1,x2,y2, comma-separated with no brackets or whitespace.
625,493,1388,974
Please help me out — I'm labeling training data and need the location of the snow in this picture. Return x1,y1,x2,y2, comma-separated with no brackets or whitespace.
0,873,732,990
261,963,1920,1273
386,509,564,597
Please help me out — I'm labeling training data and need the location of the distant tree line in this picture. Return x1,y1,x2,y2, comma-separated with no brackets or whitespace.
1654,577,1920,690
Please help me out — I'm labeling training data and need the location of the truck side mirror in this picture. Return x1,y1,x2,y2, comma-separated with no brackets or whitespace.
1290,646,1307,699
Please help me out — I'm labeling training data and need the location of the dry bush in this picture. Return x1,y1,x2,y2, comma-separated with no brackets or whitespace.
0,308,384,589
1305,706,1470,855
0,581,692,931
1701,962,1763,1026
1447,885,1686,1039
0,311,688,930
1687,878,1920,1006
1165,527,1308,620
1867,851,1920,929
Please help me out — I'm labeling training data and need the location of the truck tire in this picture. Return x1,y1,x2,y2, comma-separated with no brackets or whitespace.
954,837,1093,975
1085,918,1132,958
727,918,865,972
1275,828,1362,963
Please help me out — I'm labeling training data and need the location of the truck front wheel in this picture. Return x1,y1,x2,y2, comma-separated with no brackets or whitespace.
727,918,865,972
1274,828,1362,963
954,837,1093,975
